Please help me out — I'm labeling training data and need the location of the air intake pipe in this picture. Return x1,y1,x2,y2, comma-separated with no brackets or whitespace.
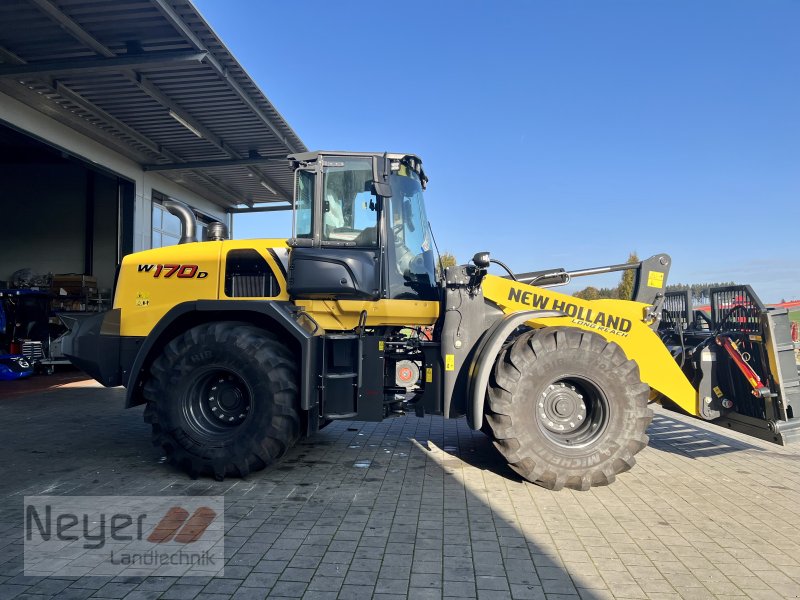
163,199,197,244
207,221,228,241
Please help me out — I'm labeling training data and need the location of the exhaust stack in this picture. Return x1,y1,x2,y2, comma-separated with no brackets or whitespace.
163,200,197,244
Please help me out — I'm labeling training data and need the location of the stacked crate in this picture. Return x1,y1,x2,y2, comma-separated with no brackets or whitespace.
50,274,98,312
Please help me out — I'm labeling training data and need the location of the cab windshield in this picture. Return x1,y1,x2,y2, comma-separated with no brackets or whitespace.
387,165,436,298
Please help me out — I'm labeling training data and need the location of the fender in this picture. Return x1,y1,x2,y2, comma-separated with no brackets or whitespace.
124,299,319,410
467,309,564,430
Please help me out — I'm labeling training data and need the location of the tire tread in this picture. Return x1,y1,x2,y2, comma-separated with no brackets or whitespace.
143,322,300,480
485,327,652,491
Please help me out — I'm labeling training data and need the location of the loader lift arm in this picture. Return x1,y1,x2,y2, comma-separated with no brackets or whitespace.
512,253,671,321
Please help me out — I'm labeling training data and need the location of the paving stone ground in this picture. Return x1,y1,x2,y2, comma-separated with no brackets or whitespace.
0,383,799,599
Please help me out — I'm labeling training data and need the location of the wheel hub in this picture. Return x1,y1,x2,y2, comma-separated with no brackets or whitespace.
539,382,586,434
207,375,249,426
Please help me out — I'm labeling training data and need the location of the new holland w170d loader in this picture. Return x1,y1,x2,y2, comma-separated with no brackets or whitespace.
63,151,800,490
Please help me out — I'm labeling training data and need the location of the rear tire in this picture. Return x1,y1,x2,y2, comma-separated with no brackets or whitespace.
143,322,300,480
485,327,652,491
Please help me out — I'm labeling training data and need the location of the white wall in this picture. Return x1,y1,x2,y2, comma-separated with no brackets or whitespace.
0,91,228,252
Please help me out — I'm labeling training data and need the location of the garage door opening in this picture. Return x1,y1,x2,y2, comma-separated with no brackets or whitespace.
0,122,134,298
0,122,134,374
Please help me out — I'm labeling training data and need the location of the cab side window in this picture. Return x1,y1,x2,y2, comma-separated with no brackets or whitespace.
322,158,378,246
294,170,314,240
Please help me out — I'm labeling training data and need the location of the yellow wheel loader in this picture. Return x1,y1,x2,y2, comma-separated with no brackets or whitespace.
63,151,800,490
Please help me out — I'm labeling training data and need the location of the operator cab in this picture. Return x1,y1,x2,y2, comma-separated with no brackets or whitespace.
287,151,437,301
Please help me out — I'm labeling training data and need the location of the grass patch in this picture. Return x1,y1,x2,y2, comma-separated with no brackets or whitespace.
790,310,800,323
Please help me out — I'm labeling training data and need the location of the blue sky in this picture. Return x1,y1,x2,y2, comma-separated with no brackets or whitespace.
194,0,799,303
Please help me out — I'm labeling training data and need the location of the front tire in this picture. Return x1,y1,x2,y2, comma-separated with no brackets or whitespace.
485,327,652,491
143,322,300,480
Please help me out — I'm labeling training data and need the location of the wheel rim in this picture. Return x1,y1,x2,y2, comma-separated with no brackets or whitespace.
535,377,609,449
182,367,252,442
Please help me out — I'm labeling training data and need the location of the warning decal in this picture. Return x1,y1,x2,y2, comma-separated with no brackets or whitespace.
647,271,665,288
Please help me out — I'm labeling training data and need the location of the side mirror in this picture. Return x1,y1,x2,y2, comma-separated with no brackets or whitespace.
370,180,393,198
472,252,491,269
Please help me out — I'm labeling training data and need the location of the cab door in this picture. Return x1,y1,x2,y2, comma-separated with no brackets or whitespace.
288,156,383,300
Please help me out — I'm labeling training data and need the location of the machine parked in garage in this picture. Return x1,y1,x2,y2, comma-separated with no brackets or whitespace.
63,151,800,490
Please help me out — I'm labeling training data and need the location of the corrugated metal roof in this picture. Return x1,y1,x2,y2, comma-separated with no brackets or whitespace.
0,0,306,209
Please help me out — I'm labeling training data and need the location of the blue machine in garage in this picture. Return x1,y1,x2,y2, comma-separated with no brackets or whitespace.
0,354,33,381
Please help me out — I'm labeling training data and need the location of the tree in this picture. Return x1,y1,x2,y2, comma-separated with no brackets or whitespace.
438,252,457,269
436,251,457,278
574,286,601,300
575,286,616,299
617,252,639,300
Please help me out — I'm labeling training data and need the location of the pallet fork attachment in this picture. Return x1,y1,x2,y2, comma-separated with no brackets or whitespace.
659,285,800,445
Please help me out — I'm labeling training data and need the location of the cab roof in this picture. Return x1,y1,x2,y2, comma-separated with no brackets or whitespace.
288,151,427,186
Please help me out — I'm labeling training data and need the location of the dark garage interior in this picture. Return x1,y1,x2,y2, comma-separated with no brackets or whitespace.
0,122,133,293
0,122,133,370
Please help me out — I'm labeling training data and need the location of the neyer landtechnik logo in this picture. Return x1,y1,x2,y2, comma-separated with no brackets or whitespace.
24,496,224,577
